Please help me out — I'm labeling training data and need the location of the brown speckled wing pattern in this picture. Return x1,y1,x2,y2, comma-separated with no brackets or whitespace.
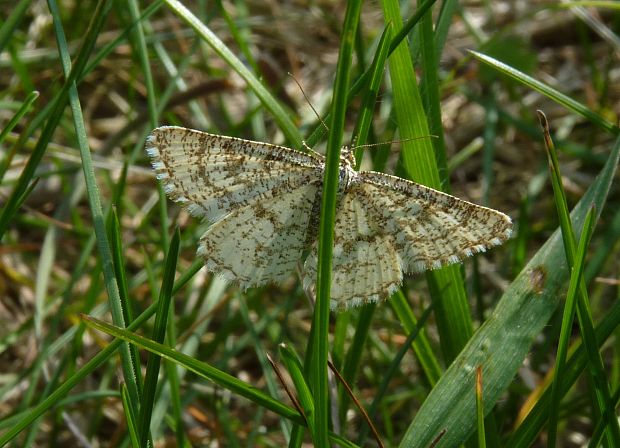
147,126,512,310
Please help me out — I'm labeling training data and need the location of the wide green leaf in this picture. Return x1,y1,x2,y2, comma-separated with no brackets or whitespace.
401,135,620,447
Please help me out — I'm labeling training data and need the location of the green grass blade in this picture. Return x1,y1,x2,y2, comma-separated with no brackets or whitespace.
121,384,140,448
382,0,473,364
0,0,109,239
84,315,303,422
389,291,442,386
547,205,595,446
304,0,439,149
418,9,449,190
138,228,180,447
358,302,435,445
0,0,30,53
388,0,439,55
280,344,315,436
163,0,301,147
539,111,620,445
127,0,158,129
237,298,292,440
471,51,619,135
310,2,361,445
590,387,620,447
508,298,620,447
0,253,204,446
0,90,39,180
399,133,620,447
337,21,393,428
0,299,155,446
352,22,393,164
48,0,143,415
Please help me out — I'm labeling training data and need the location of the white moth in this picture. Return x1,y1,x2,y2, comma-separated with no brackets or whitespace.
146,126,512,310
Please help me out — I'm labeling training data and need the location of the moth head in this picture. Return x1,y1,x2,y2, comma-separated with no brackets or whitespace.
340,145,357,169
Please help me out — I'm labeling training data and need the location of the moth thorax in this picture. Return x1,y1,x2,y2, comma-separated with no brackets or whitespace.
340,146,356,168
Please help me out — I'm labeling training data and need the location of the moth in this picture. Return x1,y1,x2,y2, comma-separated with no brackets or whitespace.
147,126,512,310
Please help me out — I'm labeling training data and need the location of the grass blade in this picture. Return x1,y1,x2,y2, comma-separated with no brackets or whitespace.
538,110,620,446
83,315,303,423
0,0,110,239
547,205,596,446
137,228,180,447
163,0,301,147
310,2,361,445
508,298,620,447
471,51,619,135
382,0,473,365
0,90,39,181
399,132,620,448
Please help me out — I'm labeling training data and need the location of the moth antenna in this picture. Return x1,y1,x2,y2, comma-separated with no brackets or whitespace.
288,72,329,133
350,135,437,151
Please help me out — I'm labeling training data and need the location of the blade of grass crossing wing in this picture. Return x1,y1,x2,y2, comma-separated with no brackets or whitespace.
337,22,393,429
399,134,620,448
382,0,473,364
311,2,361,445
